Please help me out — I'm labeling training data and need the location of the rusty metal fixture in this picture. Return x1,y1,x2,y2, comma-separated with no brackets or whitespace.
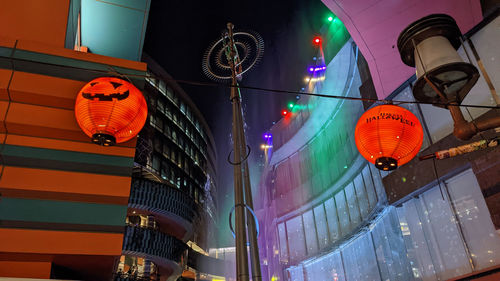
398,14,479,107
449,103,500,140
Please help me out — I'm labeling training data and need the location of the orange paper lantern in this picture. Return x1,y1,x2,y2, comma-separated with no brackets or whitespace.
75,77,147,146
355,104,423,170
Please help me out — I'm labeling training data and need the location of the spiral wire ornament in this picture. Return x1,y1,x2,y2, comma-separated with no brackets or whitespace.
202,30,264,82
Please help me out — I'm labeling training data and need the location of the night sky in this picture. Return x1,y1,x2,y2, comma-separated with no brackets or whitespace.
144,0,331,246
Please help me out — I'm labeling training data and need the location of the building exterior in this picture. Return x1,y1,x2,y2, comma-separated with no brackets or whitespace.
0,1,150,280
257,2,500,281
115,55,218,281
0,1,219,280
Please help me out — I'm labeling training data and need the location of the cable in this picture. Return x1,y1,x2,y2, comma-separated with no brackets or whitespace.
464,107,488,141
3,55,500,110
227,145,251,165
169,78,500,110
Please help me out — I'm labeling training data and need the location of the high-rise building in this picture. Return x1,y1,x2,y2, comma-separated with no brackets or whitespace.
114,54,218,281
257,2,500,281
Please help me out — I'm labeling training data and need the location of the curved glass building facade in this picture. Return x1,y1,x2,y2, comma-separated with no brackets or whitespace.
257,12,500,281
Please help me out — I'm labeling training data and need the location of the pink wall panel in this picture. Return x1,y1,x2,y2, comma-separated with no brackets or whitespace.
322,0,482,99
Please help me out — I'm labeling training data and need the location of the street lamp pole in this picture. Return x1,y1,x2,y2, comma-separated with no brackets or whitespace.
226,22,262,281
203,23,264,281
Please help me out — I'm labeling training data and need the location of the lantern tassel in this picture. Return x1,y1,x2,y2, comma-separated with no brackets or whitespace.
419,137,499,160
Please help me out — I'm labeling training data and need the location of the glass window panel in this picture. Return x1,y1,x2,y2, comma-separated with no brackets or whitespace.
345,183,361,227
324,198,340,241
420,185,471,279
304,251,345,281
354,173,370,219
371,208,412,281
277,223,288,263
163,124,170,137
163,143,170,158
153,137,162,152
159,80,166,94
362,165,378,208
342,236,362,280
166,87,173,99
160,161,169,180
343,232,381,281
396,202,437,281
157,99,165,113
155,116,163,132
369,164,386,203
303,210,318,255
165,103,171,117
286,215,306,262
313,205,329,249
152,155,160,172
149,114,155,126
287,265,304,281
445,169,500,269
335,191,351,236
357,233,381,281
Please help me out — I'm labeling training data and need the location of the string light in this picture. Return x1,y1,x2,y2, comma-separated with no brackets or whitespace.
260,144,273,150
308,66,327,72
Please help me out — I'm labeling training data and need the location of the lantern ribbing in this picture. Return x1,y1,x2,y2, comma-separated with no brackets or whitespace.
355,105,423,170
75,77,148,146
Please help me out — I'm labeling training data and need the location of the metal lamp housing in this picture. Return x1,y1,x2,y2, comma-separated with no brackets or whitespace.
397,14,479,107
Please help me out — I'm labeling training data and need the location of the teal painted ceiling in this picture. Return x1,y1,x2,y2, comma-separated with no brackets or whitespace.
80,0,150,61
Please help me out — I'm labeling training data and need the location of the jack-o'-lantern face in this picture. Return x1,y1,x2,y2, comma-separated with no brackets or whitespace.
82,80,130,101
75,77,148,146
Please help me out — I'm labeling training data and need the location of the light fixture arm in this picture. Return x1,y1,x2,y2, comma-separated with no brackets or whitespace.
448,102,500,140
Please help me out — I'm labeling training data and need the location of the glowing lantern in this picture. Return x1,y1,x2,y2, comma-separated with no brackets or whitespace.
355,105,423,170
75,77,148,146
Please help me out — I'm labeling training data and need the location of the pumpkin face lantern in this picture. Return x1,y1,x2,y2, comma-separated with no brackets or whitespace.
75,77,148,146
355,105,423,171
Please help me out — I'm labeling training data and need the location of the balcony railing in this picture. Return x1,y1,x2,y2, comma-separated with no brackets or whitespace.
123,226,187,263
129,178,198,223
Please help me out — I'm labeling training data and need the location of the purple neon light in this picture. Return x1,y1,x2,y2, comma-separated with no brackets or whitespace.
308,66,327,72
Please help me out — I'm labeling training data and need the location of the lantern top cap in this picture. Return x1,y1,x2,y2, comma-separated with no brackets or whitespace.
397,14,462,67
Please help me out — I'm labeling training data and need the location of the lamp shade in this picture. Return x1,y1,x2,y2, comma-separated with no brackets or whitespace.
397,14,478,107
355,105,423,170
75,77,148,146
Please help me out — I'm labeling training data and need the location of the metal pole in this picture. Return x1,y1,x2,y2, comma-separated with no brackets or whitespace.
236,94,263,281
227,22,250,281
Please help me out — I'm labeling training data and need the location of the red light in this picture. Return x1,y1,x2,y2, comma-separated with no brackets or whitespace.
281,110,289,117
313,36,322,45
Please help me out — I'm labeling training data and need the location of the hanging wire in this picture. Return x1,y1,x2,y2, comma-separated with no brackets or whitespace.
464,107,488,141
171,79,500,110
3,55,500,110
